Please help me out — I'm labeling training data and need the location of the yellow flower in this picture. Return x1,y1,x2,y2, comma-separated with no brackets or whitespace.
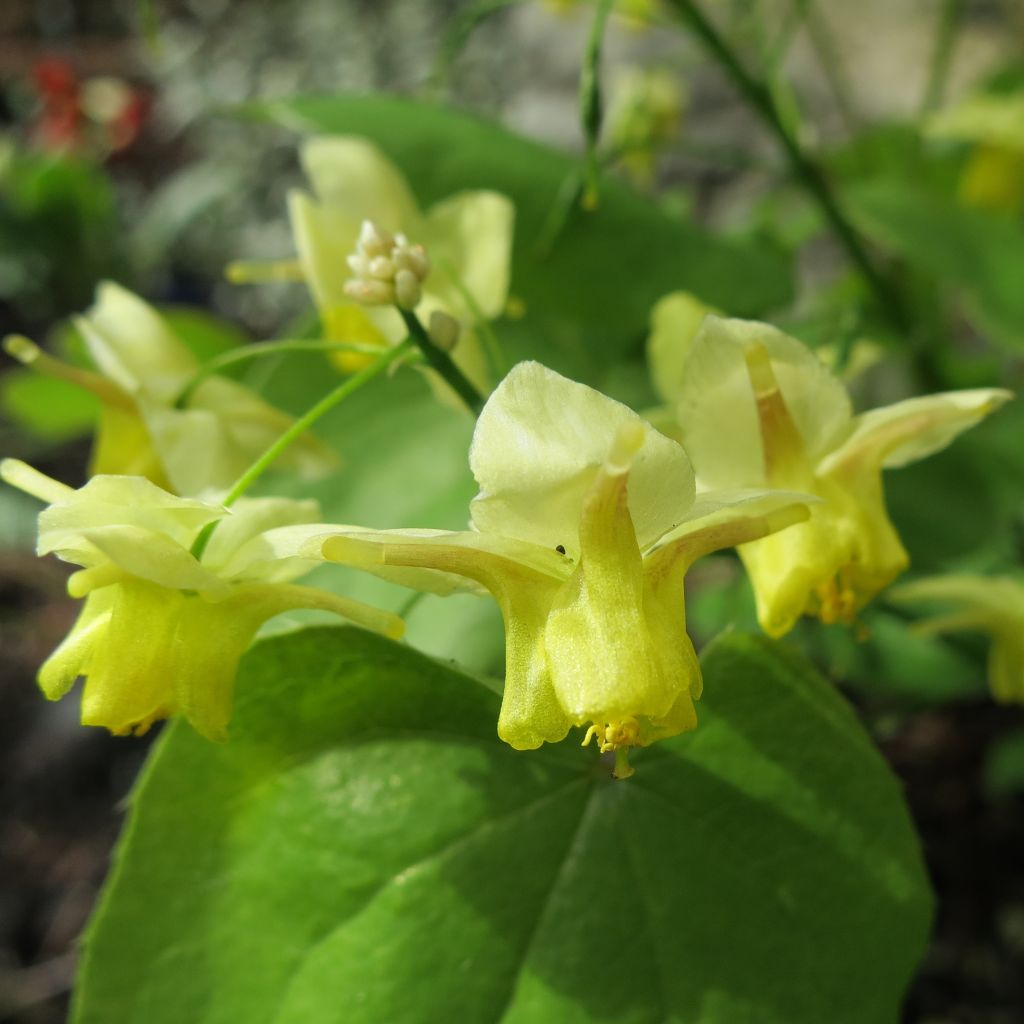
5,282,335,496
1,459,402,739
891,575,1024,703
286,136,514,406
926,91,1024,214
669,315,1012,637
318,361,810,775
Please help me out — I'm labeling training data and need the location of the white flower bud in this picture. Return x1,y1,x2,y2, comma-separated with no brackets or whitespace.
344,279,395,304
393,245,429,280
346,253,371,277
367,255,396,281
358,219,394,258
345,220,430,308
428,311,461,351
394,269,422,310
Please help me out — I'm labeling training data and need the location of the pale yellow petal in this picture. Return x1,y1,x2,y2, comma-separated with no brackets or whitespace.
77,282,197,402
469,361,695,554
496,589,573,751
322,527,568,598
889,574,1024,622
197,497,322,577
89,404,169,487
647,291,715,404
300,136,422,233
423,191,514,319
287,188,361,315
677,316,852,489
37,589,113,700
37,474,219,559
142,379,337,495
738,473,907,637
652,488,812,573
80,581,182,734
543,428,696,733
76,525,225,592
817,388,1013,475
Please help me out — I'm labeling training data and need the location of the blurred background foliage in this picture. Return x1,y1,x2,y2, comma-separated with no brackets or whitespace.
1,0,1024,1021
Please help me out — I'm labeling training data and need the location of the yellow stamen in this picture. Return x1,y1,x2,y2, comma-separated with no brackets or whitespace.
581,716,641,753
815,573,858,626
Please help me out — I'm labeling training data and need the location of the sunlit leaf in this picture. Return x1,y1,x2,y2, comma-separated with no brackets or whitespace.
73,627,931,1024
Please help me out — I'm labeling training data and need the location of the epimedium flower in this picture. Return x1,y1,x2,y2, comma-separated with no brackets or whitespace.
926,91,1024,215
316,361,811,776
4,282,336,496
667,315,1012,638
646,290,882,418
1,459,402,739
891,575,1024,704
284,135,514,405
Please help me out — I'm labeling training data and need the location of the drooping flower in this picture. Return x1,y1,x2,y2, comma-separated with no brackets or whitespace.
4,282,336,496
285,135,514,405
1,459,402,739
669,315,1012,637
891,575,1024,704
926,91,1024,214
317,361,810,775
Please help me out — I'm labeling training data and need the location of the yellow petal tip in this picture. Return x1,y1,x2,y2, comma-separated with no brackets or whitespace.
3,334,39,364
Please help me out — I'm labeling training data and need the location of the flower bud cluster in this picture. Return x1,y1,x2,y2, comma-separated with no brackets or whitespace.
344,220,429,310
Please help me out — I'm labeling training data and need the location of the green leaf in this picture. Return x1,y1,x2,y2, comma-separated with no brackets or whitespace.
846,180,1024,349
73,627,931,1024
0,369,100,441
161,306,249,363
243,94,793,364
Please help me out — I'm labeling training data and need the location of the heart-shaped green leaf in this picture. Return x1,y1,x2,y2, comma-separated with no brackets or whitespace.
72,626,931,1024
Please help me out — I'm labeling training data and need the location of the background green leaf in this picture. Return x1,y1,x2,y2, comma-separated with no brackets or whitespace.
73,626,932,1024
846,181,1024,350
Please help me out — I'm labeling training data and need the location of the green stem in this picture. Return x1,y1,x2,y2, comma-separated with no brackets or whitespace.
921,0,963,115
579,0,616,210
189,341,414,560
175,338,414,408
664,0,908,330
398,308,486,415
